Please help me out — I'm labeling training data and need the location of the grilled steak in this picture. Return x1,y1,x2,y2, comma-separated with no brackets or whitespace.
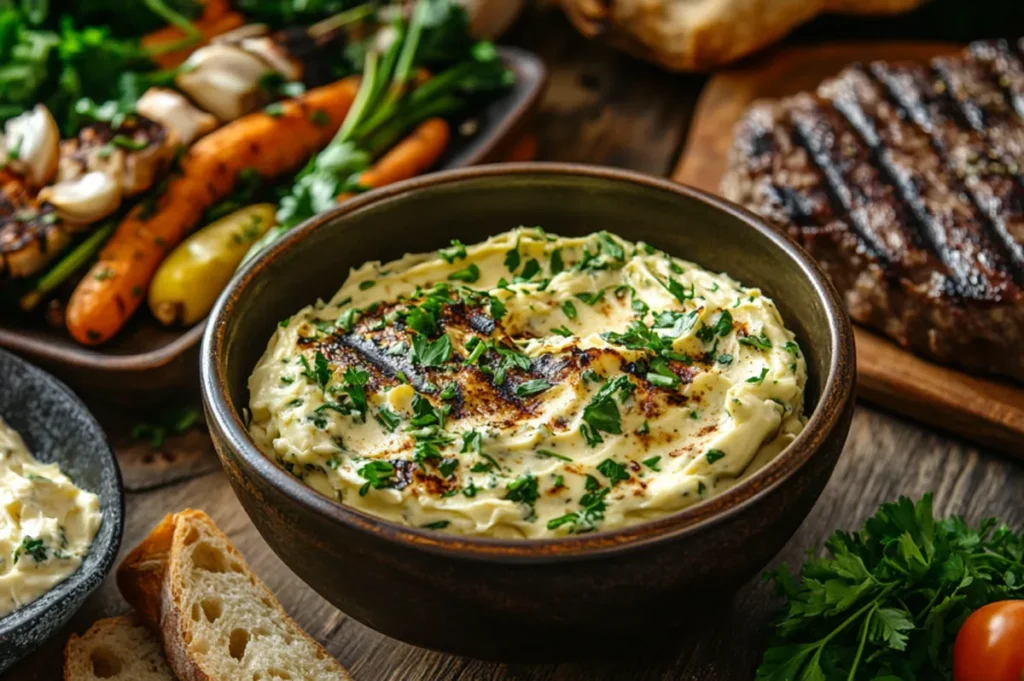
723,39,1024,382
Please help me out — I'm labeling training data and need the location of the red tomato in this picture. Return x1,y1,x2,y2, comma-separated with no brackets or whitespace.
953,601,1024,681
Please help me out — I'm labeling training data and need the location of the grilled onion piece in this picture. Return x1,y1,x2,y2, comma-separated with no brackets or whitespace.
136,88,219,148
1,105,60,189
177,45,274,122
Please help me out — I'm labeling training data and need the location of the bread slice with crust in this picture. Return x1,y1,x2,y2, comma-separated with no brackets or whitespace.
117,509,353,681
64,616,176,681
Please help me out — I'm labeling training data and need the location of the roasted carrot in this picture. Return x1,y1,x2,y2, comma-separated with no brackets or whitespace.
337,118,451,202
66,77,361,346
142,4,244,69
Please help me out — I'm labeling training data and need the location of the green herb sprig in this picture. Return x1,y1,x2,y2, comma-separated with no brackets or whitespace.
757,494,1024,681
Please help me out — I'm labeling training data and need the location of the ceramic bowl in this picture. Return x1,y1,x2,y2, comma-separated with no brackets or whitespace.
0,348,124,671
201,163,856,661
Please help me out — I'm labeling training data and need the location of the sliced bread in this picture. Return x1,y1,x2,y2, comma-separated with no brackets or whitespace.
118,509,353,681
64,615,176,681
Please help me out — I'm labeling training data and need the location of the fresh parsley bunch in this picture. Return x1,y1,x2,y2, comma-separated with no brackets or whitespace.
757,494,1024,681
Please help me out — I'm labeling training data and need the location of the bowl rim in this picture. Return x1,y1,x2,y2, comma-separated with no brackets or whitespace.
0,347,125,637
201,162,855,561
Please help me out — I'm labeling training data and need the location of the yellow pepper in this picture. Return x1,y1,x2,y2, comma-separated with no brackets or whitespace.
149,204,275,326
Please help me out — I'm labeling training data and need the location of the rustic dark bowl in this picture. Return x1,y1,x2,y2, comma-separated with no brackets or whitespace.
201,163,856,661
0,349,124,672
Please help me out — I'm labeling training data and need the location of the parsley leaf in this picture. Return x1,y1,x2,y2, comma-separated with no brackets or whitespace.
438,239,467,263
411,333,453,368
597,459,629,485
739,332,773,351
515,379,552,398
448,263,480,283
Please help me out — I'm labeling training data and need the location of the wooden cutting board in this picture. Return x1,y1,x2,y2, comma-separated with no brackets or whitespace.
673,42,1024,458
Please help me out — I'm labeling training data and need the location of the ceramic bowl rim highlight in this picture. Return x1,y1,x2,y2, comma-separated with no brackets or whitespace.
201,162,855,561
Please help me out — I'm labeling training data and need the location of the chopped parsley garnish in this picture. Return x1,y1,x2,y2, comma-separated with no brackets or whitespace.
642,456,661,471
712,310,733,337
438,458,458,478
461,429,483,453
13,536,47,564
375,407,400,432
300,351,332,389
783,340,800,355
546,475,609,533
598,232,625,261
739,332,773,351
358,280,376,290
515,379,551,398
597,458,630,485
536,449,572,462
561,300,578,319
661,277,695,304
551,325,573,337
421,520,450,530
550,248,565,274
695,323,716,344
705,449,726,464
717,354,733,365
438,239,467,263
336,308,361,332
504,240,520,272
489,295,507,320
746,367,769,384
411,333,453,368
439,382,459,400
505,474,539,507
575,289,606,306
646,373,678,388
358,461,395,496
342,367,369,420
279,317,291,328
518,258,541,281
637,420,650,435
580,376,633,446
448,263,481,283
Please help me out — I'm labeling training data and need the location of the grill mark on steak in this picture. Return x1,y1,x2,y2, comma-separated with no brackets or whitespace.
787,93,945,285
819,65,1019,301
965,39,1024,122
872,61,1024,280
723,40,1024,382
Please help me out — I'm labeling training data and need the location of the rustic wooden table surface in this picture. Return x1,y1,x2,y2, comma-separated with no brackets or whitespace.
9,8,1024,680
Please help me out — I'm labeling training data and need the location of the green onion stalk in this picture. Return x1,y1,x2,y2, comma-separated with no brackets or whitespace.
242,1,512,264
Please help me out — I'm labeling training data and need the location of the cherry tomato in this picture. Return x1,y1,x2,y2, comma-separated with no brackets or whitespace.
953,600,1024,681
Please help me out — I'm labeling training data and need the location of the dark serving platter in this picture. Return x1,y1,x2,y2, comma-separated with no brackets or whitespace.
0,47,546,402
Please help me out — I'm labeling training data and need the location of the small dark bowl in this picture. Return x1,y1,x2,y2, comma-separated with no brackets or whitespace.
201,164,856,661
0,349,124,672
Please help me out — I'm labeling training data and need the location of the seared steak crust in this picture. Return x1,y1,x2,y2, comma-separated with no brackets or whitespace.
723,40,1024,382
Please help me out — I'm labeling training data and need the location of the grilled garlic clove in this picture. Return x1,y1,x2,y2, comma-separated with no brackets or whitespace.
212,22,271,46
136,88,218,147
240,36,303,81
3,105,60,188
177,45,274,122
40,171,122,225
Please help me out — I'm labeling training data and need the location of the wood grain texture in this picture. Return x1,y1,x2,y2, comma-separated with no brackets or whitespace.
671,42,1024,458
7,20,1024,681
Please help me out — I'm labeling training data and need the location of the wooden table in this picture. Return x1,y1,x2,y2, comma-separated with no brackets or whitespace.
10,8,1024,680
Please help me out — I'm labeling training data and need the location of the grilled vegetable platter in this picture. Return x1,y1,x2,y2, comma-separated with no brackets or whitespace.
0,0,524,350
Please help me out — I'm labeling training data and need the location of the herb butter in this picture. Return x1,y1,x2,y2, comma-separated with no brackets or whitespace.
248,228,807,538
0,417,101,616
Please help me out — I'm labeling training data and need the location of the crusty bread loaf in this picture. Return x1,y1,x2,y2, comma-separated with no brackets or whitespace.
117,509,353,681
64,616,176,681
559,0,927,71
